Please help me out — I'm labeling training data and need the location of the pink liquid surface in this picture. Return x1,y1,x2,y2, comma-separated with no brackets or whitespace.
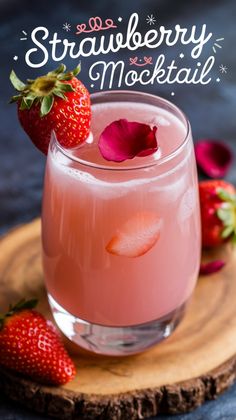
42,97,201,327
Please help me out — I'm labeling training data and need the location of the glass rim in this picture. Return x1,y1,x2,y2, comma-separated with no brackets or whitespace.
52,90,191,172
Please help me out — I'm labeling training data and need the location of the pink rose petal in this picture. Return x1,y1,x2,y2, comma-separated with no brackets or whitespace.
200,260,226,275
195,139,233,178
98,119,158,162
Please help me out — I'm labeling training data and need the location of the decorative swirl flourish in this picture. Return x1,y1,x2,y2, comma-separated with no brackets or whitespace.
76,17,117,35
129,56,153,67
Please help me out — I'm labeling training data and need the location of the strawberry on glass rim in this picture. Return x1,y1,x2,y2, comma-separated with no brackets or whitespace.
10,63,91,154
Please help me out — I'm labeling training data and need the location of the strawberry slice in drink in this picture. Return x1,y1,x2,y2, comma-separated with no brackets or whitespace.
106,212,163,257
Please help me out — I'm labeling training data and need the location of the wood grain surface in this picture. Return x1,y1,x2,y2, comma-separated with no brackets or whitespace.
0,219,236,419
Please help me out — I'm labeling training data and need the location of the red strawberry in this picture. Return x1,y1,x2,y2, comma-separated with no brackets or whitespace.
10,63,91,154
199,180,236,247
106,212,162,257
0,299,76,385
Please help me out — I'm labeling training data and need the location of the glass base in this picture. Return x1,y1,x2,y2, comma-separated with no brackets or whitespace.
48,294,187,356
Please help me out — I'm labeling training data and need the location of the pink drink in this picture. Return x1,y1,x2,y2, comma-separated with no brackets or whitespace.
42,91,201,355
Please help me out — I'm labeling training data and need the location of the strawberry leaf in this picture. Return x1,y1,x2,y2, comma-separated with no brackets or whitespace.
16,298,38,310
0,317,4,330
9,94,22,103
217,188,236,204
21,93,37,109
0,298,38,329
8,298,38,313
56,82,74,93
58,74,73,81
19,97,31,111
10,70,26,91
72,63,81,76
222,225,234,239
217,207,233,225
10,63,80,116
40,95,54,117
24,97,35,109
217,203,236,240
53,89,67,100
26,93,37,101
48,63,66,76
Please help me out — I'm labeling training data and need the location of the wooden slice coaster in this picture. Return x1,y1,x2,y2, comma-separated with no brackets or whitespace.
0,219,236,419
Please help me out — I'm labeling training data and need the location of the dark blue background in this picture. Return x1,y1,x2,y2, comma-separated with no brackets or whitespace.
0,0,236,418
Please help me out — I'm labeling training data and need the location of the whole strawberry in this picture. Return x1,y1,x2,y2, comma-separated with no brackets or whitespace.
0,299,76,385
199,180,236,247
10,64,91,154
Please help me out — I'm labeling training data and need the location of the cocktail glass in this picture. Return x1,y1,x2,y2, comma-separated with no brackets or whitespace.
42,91,201,356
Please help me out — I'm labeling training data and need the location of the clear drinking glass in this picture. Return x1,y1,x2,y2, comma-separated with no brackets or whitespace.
41,91,201,356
